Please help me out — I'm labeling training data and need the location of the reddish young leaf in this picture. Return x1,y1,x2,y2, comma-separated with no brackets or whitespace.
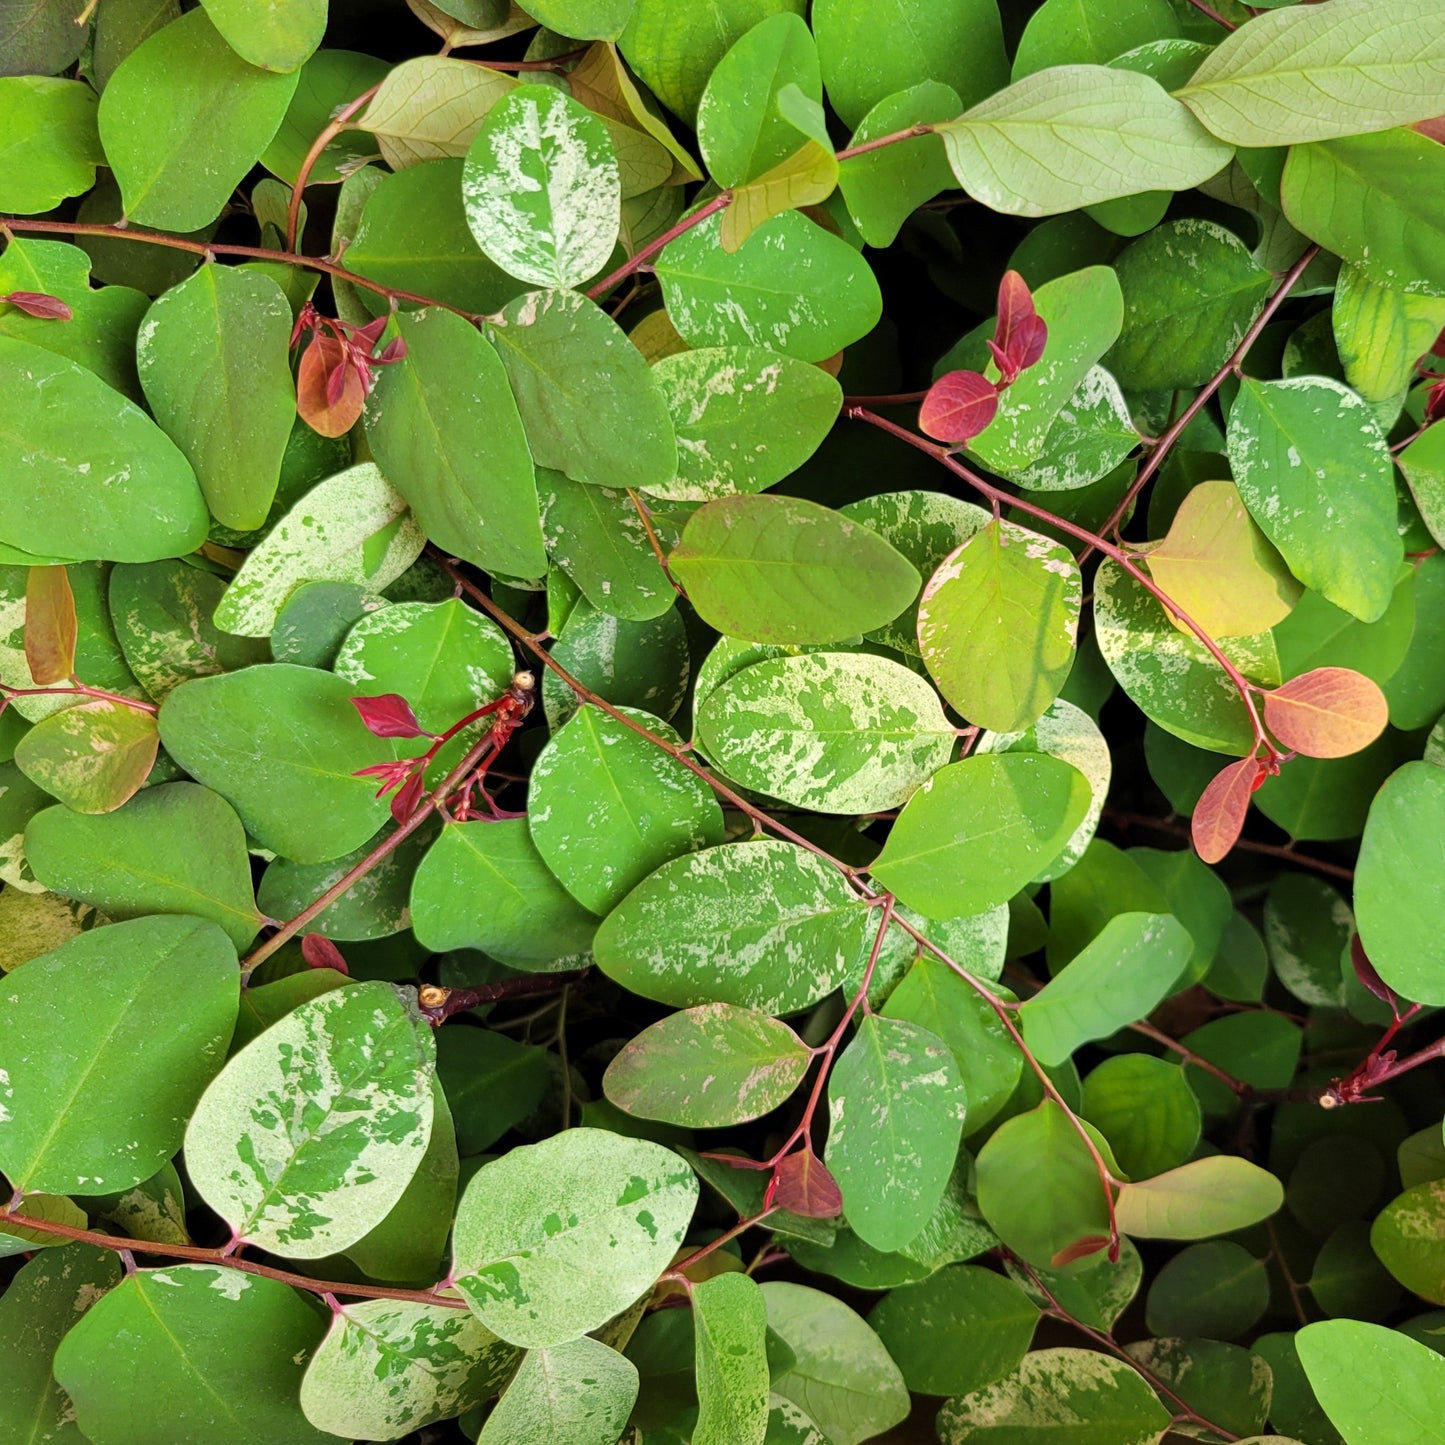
297,332,365,437
994,270,1036,358
2,290,73,320
351,693,433,739
1349,934,1396,1009
919,370,999,443
1262,667,1389,758
1010,312,1048,372
25,566,77,685
1192,755,1264,864
355,758,417,793
390,768,427,822
1051,1234,1109,1269
301,934,350,975
768,1148,843,1218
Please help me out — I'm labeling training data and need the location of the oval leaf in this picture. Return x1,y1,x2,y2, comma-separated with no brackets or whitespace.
1114,1156,1284,1239
1264,666,1390,758
919,370,999,444
1191,754,1264,865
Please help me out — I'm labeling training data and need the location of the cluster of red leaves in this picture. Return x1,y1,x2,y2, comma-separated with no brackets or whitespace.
918,271,1047,445
291,302,407,437
351,693,440,823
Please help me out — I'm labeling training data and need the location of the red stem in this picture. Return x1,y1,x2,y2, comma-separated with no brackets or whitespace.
0,681,157,714
586,192,731,300
284,82,383,251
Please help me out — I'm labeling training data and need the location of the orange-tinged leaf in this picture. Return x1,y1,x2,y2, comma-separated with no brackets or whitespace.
1051,1234,1109,1268
1192,755,1263,864
1264,666,1389,758
25,566,77,685
12,700,159,814
1143,480,1301,638
297,333,364,438
919,369,998,443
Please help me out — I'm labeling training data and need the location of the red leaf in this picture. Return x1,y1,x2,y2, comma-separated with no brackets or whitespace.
919,370,999,443
1349,935,1396,1008
390,769,427,822
1414,115,1445,145
1051,1234,1109,1268
769,1148,842,1218
1009,312,1048,372
351,693,432,739
1191,755,1264,864
994,269,1036,358
297,333,365,437
1263,667,1389,758
25,566,77,684
301,934,350,975
3,290,73,321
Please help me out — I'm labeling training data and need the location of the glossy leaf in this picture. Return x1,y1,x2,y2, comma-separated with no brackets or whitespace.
478,1335,638,1445
1081,1054,1201,1181
13,698,158,815
1264,667,1390,759
919,370,999,444
1298,1318,1445,1444
1191,755,1263,865
1115,1156,1284,1238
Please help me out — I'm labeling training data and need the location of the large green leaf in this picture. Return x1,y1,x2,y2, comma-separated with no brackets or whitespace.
670,495,920,645
870,754,1091,917
300,1299,518,1440
1177,0,1445,147
0,77,102,213
1334,264,1445,407
451,1127,697,1347
0,337,207,563
1114,1155,1282,1237
0,914,238,1196
198,0,323,72
478,1335,638,1445
1372,1177,1445,1305
937,64,1232,218
1013,0,1179,77
827,1014,967,1251
136,264,296,531
1080,1054,1200,1180
97,8,299,230
1298,1319,1445,1443
529,704,724,916
697,651,956,813
693,1273,770,1445
918,519,1082,733
25,782,262,950
159,664,400,864
52,1266,331,1445
184,980,435,1258
594,839,872,1013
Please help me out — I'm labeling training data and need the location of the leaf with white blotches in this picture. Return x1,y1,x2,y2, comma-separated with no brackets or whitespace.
694,1272,770,1445
13,699,158,815
478,1335,638,1445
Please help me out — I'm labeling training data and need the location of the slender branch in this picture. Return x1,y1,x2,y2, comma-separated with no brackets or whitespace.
834,122,934,162
0,681,156,714
285,82,383,250
663,1206,777,1282
415,972,587,1025
586,192,731,300
626,488,685,596
1105,808,1355,883
1127,1018,1249,1094
1181,0,1238,28
1265,1216,1312,1327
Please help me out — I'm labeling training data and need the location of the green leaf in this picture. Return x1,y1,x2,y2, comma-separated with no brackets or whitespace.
25,782,261,950
670,495,920,645
939,1347,1172,1444
451,1127,698,1347
869,1265,1038,1398
827,1014,967,1251
1371,1178,1445,1305
1280,126,1445,296
300,1299,518,1439
1115,1155,1284,1237
0,1244,122,1442
657,208,883,363
697,651,956,814
1005,367,1138,492
1013,0,1179,77
937,64,1232,218
89,1160,189,1246
1227,376,1401,623
185,980,435,1258
1264,872,1351,1008
261,48,391,184
1093,557,1279,754
13,699,158,815
0,1194,88,1259
479,1335,638,1444
198,0,324,72
359,56,516,169
870,754,1091,917
159,664,401,864
135,264,295,532
0,77,102,213
0,914,238,1196
52,1266,331,1445
1356,760,1445,1005
437,1026,551,1155
918,519,1082,733
1176,0,1445,147
1127,1337,1271,1438
1333,263,1445,406
813,0,1007,130
98,8,300,230
764,1282,909,1445
1021,913,1192,1067
1004,1240,1143,1334
975,1101,1112,1268
0,337,207,563
647,345,841,503
1298,1318,1445,1445
524,0,633,41
462,84,619,288
694,1273,770,1445
594,839,872,1014
0,0,90,76
1144,1239,1268,1338
212,463,426,638
530,704,723,916
1080,1054,1201,1181
411,818,599,965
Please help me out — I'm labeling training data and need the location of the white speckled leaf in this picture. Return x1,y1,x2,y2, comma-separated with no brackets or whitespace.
212,464,425,639
919,519,1082,734
359,56,516,169
826,1014,966,1252
1093,557,1280,755
462,84,620,288
697,651,956,813
936,1347,1172,1444
593,839,873,1014
451,1127,698,1347
694,1272,770,1445
478,1335,637,1445
978,698,1111,881
648,344,841,502
184,981,436,1259
529,704,724,916
1007,366,1137,491
604,1002,811,1128
300,1299,519,1440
